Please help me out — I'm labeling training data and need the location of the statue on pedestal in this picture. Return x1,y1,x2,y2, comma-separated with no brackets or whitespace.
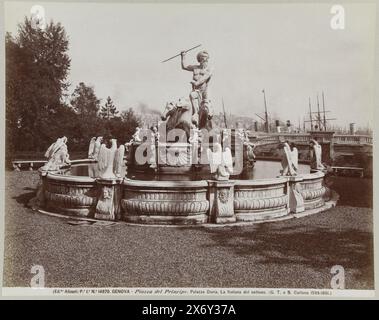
95,139,125,220
97,139,125,179
131,127,142,143
41,136,71,172
189,126,201,162
88,136,103,160
207,142,233,180
245,143,256,163
181,50,213,130
310,139,325,171
160,49,214,142
280,141,297,176
236,128,256,163
290,142,299,172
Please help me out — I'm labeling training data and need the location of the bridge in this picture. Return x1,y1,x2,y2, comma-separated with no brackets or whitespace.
248,131,372,176
249,132,372,147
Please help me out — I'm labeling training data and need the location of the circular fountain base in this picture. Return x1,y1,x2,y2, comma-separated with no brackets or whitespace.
36,159,336,226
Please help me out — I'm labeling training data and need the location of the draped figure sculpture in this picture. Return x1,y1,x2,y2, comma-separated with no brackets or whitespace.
280,141,297,176
236,128,256,164
207,142,233,180
97,139,125,179
310,139,325,171
290,143,299,172
41,136,71,172
34,136,71,209
132,127,142,143
88,136,103,160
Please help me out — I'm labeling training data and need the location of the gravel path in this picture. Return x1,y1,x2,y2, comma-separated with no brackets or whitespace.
3,171,374,289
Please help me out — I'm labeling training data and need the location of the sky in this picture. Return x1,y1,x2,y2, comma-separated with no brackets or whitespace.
4,2,377,129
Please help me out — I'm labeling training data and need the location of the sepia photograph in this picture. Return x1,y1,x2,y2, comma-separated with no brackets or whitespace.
1,1,376,298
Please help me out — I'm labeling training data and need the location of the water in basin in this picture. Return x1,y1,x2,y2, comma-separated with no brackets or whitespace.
63,160,310,181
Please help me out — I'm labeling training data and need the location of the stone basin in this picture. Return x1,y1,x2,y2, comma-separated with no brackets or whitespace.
39,159,335,225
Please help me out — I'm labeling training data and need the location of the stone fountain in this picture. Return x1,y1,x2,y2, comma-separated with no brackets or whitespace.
32,49,337,225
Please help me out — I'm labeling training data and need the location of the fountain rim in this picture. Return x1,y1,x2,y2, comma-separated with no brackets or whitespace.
43,158,320,185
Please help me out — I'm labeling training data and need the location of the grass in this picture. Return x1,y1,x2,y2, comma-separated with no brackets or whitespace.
2,171,374,289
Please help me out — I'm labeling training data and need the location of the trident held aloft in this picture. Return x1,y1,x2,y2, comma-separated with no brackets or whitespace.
161,44,202,63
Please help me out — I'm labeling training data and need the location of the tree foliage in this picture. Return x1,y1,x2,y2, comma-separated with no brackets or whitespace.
121,108,141,139
6,17,71,156
6,16,141,161
100,96,119,119
70,82,100,116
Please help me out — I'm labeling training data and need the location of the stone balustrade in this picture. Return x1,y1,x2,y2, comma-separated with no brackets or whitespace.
248,132,372,147
275,134,310,143
333,134,372,145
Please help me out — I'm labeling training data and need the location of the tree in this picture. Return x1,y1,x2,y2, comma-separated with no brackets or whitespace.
69,82,102,149
5,15,142,161
100,96,119,119
70,82,100,116
121,108,141,141
6,17,71,156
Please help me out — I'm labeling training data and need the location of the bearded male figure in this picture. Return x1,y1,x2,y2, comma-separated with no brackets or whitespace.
181,50,214,127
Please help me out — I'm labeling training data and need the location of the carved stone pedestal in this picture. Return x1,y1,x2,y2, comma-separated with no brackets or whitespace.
288,176,305,214
95,178,123,221
208,180,236,224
